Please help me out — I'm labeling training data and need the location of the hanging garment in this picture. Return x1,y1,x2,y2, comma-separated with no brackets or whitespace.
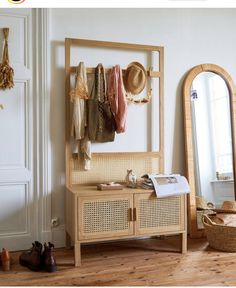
108,65,127,133
70,62,91,170
88,63,116,142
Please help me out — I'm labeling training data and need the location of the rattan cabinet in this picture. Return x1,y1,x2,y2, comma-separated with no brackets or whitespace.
66,185,187,266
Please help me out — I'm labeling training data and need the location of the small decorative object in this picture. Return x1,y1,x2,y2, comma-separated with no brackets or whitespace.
125,169,137,188
0,28,14,90
97,182,124,191
191,89,198,101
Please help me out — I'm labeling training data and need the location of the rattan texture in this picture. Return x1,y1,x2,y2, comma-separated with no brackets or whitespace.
83,199,130,234
71,155,159,185
202,214,236,252
139,196,181,229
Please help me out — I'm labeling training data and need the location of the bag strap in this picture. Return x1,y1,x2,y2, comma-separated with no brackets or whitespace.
95,63,107,103
2,28,10,65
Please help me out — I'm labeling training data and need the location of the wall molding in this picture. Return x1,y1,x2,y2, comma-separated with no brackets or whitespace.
34,8,52,243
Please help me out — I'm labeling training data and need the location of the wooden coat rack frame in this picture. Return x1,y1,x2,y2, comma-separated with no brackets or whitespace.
65,38,164,187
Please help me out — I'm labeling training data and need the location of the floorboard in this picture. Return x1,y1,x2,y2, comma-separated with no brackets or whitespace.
0,236,235,286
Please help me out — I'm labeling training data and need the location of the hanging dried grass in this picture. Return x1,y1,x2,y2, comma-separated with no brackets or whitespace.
0,28,14,90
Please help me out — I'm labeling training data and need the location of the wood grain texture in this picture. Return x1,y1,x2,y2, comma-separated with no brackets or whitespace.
1,236,236,286
183,63,236,238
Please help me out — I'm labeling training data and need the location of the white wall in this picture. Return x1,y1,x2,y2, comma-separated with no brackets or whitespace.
49,8,236,245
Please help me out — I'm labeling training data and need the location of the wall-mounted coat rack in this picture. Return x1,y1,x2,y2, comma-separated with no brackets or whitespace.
65,38,164,186
69,65,161,78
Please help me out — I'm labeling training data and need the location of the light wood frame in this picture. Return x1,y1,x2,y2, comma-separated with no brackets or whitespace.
183,63,236,238
65,38,164,187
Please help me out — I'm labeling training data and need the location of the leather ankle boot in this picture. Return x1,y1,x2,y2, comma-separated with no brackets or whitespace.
42,242,57,272
2,248,10,271
19,241,43,271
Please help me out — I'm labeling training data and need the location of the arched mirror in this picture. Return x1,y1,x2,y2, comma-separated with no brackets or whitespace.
183,64,236,238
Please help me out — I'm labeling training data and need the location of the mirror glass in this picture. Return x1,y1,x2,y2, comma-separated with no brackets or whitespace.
191,72,234,212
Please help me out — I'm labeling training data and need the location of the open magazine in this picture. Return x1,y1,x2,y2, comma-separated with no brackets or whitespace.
141,174,190,198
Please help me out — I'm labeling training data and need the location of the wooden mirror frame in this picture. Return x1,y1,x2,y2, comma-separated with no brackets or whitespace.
183,63,236,238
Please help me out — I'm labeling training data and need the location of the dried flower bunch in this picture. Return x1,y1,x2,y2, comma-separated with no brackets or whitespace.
0,28,14,90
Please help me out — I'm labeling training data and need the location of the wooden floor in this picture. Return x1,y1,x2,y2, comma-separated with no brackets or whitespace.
0,236,236,286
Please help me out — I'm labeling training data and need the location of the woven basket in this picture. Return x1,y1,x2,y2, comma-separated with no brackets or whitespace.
202,214,236,252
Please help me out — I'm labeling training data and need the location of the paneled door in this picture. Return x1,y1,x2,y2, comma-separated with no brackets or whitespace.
0,9,36,250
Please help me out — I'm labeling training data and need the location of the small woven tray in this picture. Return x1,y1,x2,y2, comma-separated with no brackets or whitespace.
97,183,124,191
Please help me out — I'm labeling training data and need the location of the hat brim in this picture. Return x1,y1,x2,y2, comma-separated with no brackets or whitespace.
213,209,236,214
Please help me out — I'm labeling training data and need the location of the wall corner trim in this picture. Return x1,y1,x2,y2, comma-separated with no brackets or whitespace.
34,8,52,244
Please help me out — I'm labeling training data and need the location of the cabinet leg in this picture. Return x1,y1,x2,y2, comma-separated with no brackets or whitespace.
74,242,81,267
181,232,187,253
66,232,72,249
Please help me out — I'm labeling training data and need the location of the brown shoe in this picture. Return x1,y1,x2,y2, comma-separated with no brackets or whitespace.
19,241,43,271
2,248,10,271
42,242,57,272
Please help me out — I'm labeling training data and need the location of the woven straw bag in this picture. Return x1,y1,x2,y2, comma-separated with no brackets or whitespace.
202,214,236,252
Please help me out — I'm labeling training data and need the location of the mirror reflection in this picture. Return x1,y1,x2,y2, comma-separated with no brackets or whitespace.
191,72,234,216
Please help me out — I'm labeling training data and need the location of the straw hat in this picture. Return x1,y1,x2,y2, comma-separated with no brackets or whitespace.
214,201,236,213
196,196,214,210
124,62,147,95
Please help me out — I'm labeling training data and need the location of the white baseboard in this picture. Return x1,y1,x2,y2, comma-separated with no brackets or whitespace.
52,225,65,248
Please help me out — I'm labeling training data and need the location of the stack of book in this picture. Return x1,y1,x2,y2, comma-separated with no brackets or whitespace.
140,175,154,190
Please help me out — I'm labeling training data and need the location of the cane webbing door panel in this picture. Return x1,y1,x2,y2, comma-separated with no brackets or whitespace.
134,193,185,235
78,195,134,240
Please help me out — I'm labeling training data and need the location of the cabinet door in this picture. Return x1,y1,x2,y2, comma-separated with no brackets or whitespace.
134,193,185,235
78,195,134,240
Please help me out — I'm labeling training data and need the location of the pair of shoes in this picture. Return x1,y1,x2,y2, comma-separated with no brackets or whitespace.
19,241,57,272
0,248,11,271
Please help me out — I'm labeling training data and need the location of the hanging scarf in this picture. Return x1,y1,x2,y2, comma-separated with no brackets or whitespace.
70,62,91,170
70,62,89,140
108,65,127,133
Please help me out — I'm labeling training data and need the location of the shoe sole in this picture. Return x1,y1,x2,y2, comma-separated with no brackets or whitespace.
44,265,57,273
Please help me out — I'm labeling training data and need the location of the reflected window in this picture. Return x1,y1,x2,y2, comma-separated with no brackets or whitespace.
209,74,232,174
191,72,233,180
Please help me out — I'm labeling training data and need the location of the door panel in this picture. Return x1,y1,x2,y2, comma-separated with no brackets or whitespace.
78,195,134,240
0,9,35,250
0,184,28,234
0,82,26,167
134,193,185,235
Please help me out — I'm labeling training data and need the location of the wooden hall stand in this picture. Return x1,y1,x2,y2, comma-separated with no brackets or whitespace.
65,38,187,267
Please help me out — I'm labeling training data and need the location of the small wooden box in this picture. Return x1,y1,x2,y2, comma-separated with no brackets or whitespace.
97,183,124,191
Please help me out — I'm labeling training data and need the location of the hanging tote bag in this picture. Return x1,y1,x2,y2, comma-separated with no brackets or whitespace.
88,63,116,143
